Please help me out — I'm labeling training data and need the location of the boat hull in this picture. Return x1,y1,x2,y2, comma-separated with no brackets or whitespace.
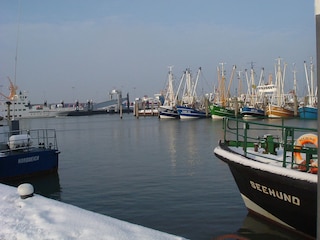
159,107,180,119
159,114,179,119
298,106,317,120
266,105,295,118
177,106,209,119
0,149,59,181
240,106,265,119
209,104,238,119
214,144,316,238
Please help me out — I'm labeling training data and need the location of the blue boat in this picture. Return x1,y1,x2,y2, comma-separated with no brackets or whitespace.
240,106,265,119
176,67,210,119
298,106,317,120
159,106,180,119
0,120,60,181
299,60,317,120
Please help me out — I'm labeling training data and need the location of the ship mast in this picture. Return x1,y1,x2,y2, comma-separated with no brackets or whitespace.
11,0,22,120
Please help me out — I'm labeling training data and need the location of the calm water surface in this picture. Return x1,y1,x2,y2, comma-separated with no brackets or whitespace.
8,115,315,240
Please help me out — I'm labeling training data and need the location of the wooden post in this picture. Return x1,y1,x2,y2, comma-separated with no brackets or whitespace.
293,94,298,117
120,104,123,119
135,101,139,118
143,101,146,116
118,91,123,119
151,101,154,116
205,96,209,117
234,97,239,117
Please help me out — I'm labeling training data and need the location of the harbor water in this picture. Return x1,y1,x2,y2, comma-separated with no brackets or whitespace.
6,114,317,240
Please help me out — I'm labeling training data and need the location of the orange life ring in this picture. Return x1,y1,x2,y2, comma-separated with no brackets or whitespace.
293,133,318,173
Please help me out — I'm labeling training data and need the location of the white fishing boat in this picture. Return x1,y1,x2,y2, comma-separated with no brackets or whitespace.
159,66,180,119
176,67,210,119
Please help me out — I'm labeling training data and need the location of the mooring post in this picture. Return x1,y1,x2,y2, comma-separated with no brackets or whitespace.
135,101,139,118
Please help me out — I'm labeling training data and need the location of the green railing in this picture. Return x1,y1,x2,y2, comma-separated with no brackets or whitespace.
221,118,318,171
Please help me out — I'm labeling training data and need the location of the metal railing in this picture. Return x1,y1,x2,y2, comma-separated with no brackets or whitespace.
0,128,58,153
221,117,318,172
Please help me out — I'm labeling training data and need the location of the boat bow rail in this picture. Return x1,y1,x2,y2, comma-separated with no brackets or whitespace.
220,117,318,172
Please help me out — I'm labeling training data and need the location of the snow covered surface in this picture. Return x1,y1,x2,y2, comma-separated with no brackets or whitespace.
0,183,187,240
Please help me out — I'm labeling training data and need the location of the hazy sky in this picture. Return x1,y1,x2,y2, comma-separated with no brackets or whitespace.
0,0,316,103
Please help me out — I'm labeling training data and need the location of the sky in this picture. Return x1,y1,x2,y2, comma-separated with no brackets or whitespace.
0,0,316,104
0,183,186,240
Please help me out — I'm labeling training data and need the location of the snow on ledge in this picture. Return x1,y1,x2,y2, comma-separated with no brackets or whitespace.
0,183,187,240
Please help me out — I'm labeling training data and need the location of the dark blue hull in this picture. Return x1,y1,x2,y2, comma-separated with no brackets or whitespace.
240,106,265,118
0,149,59,181
177,106,209,119
159,108,180,119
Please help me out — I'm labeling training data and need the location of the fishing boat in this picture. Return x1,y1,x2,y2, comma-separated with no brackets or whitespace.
299,105,317,120
210,64,240,119
159,66,180,119
214,117,317,238
266,104,296,118
176,67,209,119
159,106,179,119
265,58,297,118
176,105,208,119
298,59,318,120
240,65,266,119
0,119,60,181
208,104,238,119
240,106,265,119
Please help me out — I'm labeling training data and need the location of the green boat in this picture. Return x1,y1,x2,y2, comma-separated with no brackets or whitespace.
209,104,240,119
210,63,241,119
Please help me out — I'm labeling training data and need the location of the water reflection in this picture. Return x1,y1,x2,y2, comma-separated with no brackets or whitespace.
159,119,208,176
214,213,309,240
2,172,61,201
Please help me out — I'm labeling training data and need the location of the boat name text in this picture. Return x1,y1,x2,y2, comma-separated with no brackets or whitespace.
249,180,300,206
18,156,40,164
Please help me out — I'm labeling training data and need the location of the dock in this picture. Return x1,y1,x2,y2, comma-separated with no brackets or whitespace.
0,183,187,240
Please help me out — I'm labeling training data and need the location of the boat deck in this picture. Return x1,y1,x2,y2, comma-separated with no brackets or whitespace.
219,117,318,174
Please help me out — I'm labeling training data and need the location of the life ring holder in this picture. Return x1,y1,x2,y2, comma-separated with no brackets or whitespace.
293,133,318,173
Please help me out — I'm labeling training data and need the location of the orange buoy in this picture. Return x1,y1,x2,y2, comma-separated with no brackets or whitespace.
293,133,318,173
